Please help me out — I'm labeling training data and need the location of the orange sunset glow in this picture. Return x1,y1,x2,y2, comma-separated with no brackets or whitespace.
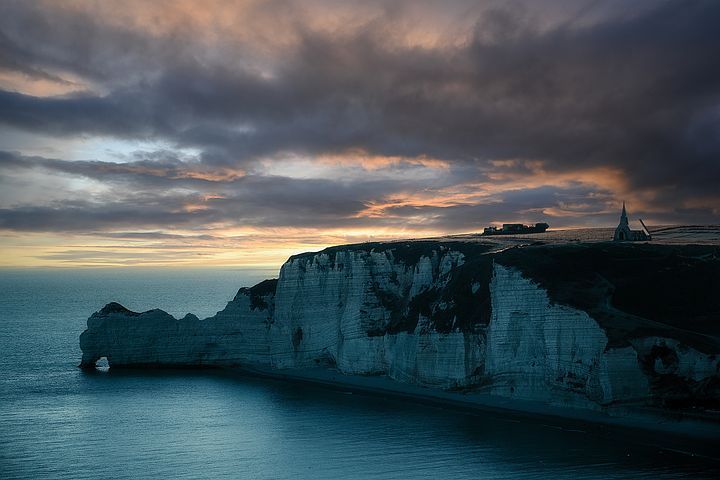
1,0,719,267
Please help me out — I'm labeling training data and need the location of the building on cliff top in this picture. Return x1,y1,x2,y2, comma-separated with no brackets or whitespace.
613,202,651,241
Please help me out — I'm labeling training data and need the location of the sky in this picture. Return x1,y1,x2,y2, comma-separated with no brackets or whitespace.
1,0,719,267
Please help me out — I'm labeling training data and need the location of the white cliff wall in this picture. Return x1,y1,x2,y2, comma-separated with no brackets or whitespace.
81,245,719,411
270,249,482,388
486,264,649,408
80,289,275,368
383,332,484,387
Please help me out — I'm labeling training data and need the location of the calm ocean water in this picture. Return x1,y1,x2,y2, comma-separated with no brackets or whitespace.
1,268,719,479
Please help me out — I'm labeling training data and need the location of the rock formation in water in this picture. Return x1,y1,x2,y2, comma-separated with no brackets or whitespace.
80,241,720,413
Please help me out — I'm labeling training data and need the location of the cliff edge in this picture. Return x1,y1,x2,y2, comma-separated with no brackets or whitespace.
79,239,720,423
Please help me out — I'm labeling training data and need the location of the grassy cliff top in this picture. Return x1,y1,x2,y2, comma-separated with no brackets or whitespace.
288,239,495,266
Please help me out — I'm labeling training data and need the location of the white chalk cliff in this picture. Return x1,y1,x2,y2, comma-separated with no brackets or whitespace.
80,241,720,415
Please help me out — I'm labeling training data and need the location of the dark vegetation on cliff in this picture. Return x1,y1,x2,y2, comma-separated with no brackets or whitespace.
399,249,495,334
638,343,720,409
495,243,720,352
235,279,278,311
289,240,483,266
290,240,720,347
97,302,142,316
295,241,497,335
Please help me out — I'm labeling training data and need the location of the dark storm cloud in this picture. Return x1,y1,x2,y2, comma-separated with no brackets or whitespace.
0,149,617,232
0,202,210,232
0,195,366,232
0,150,243,188
0,1,166,84
0,153,707,235
0,151,414,231
97,231,220,241
0,0,719,233
0,31,77,85
379,185,618,231
0,150,420,223
0,150,601,231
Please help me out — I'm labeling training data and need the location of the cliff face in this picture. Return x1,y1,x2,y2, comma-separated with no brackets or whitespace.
80,241,720,412
485,264,649,408
271,245,484,389
80,280,277,367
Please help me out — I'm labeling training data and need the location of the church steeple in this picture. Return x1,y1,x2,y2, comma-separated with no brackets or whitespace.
619,201,628,226
613,201,649,241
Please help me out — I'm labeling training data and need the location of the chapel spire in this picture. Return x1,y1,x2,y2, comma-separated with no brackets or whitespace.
619,201,628,226
613,202,649,241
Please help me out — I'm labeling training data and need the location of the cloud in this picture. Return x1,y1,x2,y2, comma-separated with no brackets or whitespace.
0,150,246,187
0,151,409,231
1,2,718,195
0,143,715,238
0,0,718,250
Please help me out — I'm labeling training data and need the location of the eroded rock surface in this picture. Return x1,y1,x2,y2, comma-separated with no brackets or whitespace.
80,241,720,413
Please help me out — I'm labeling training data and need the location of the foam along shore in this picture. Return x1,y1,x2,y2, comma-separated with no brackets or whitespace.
80,236,720,444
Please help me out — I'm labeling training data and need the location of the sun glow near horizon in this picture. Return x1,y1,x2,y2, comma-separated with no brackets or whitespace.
0,226,450,268
1,0,719,267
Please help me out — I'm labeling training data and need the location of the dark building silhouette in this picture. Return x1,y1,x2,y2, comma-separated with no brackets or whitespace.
613,202,651,241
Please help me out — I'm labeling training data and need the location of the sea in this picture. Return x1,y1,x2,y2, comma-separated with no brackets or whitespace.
1,268,719,479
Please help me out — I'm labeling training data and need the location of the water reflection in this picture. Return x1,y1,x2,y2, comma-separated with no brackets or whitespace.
62,368,720,480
